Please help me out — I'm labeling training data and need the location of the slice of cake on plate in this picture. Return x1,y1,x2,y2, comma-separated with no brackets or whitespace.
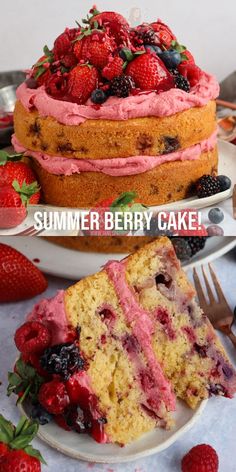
10,238,236,445
12,7,219,208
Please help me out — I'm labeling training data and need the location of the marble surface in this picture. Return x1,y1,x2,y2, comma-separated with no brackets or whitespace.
0,249,236,472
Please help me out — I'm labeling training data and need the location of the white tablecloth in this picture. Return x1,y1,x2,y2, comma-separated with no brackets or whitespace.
0,249,236,472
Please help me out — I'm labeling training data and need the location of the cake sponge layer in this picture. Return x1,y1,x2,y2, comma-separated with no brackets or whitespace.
14,100,216,160
31,147,218,207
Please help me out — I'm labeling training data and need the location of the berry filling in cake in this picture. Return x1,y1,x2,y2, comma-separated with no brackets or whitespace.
9,238,236,445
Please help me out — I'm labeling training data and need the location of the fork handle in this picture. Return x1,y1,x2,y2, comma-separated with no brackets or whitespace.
228,331,236,349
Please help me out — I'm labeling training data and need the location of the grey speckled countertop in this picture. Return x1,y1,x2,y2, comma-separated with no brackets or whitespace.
0,250,236,472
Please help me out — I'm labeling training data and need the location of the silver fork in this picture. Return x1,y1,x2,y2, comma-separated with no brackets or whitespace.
193,264,236,349
16,216,50,236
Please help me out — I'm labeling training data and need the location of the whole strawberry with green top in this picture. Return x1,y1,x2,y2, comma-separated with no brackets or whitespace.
0,415,46,471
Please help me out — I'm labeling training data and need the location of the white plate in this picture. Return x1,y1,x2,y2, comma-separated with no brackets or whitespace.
19,399,207,463
0,139,235,237
2,236,236,279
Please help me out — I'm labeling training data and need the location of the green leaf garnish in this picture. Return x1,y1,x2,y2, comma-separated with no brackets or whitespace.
7,358,44,404
12,180,40,207
0,150,23,166
171,40,187,53
0,414,46,464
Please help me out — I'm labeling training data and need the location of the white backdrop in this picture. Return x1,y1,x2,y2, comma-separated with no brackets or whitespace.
1,0,235,81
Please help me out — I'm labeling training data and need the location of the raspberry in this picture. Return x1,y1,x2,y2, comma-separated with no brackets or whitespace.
14,321,51,355
46,74,67,98
38,380,70,415
181,444,219,472
178,63,201,87
53,31,74,60
196,175,221,198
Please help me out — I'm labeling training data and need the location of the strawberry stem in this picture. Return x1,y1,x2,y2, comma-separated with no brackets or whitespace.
12,180,40,207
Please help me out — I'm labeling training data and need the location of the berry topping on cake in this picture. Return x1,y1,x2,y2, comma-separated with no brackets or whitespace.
172,71,191,92
38,380,70,415
14,321,51,356
181,444,219,472
110,75,135,97
40,342,85,379
91,88,107,104
102,56,124,80
26,8,202,104
126,53,175,92
31,403,53,425
196,175,221,198
67,64,99,103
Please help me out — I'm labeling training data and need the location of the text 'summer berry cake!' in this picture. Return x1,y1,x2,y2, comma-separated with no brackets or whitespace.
11,238,236,445
12,7,219,208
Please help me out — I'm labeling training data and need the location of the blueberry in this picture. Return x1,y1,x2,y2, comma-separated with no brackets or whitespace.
207,225,224,236
145,45,162,56
91,89,107,104
208,208,224,224
159,50,181,69
31,403,52,425
25,77,38,89
217,175,231,192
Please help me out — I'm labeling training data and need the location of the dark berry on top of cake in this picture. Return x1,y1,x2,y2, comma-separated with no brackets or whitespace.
9,238,236,445
25,7,202,103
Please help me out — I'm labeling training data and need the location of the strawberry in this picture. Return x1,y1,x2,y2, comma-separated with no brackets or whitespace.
0,415,45,471
53,29,79,60
178,62,201,87
0,450,41,472
0,151,40,204
0,184,27,228
38,380,70,415
181,444,219,472
14,321,51,356
151,20,176,48
102,56,124,80
126,53,175,92
0,443,9,459
67,64,99,103
75,31,115,69
0,243,48,302
90,11,129,45
32,52,53,87
90,11,129,29
0,180,40,229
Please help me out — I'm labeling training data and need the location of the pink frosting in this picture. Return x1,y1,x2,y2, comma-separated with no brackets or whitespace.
105,260,176,412
12,131,217,177
27,290,69,345
16,71,219,126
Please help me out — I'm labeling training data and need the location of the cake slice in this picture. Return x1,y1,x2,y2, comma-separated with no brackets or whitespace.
13,237,236,445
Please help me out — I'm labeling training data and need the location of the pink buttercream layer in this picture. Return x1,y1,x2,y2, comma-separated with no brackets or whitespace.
16,71,219,126
12,131,217,177
105,260,176,412
27,290,69,345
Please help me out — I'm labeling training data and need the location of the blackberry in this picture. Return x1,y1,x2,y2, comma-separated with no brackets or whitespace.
144,214,173,237
185,237,207,257
174,73,191,92
196,175,221,198
110,75,134,98
171,237,192,261
31,403,52,425
40,342,85,380
140,28,156,45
